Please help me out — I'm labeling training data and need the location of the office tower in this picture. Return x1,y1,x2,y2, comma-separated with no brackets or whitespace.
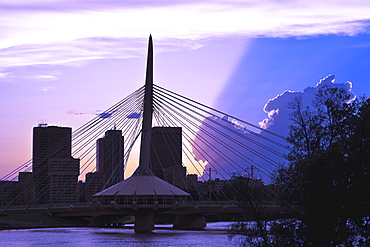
96,129,124,188
33,125,80,204
150,127,186,189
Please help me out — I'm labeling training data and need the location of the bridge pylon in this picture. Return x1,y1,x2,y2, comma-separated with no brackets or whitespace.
94,35,191,233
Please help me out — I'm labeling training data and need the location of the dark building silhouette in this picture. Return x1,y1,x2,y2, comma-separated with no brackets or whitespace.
186,174,199,189
84,172,104,201
32,125,80,204
96,129,124,189
150,127,186,189
0,172,34,205
77,180,85,202
0,180,21,205
18,172,34,204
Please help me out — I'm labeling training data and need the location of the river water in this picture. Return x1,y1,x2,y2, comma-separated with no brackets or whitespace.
0,222,243,246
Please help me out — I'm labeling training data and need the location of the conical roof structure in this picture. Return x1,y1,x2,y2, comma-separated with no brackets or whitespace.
94,175,189,197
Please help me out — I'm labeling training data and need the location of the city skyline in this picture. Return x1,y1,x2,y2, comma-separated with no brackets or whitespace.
2,0,370,177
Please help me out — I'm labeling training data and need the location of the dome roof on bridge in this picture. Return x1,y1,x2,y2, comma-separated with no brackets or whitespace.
94,174,190,197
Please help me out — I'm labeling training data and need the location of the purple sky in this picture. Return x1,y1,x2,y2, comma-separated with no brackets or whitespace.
1,0,370,178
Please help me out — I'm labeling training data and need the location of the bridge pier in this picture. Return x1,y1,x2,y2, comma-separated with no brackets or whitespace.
134,212,154,233
88,217,100,227
173,214,206,230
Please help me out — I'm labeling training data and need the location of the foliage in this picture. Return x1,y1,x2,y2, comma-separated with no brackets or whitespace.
226,175,278,246
228,221,269,247
228,87,370,246
268,219,308,246
286,85,353,162
274,87,370,246
229,219,308,247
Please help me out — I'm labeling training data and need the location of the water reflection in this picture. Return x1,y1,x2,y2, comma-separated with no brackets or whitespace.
0,222,238,247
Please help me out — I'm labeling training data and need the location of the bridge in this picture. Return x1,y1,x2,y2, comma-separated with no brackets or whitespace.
0,200,280,230
0,35,287,233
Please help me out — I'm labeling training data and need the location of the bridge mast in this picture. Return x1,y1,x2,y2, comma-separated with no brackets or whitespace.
136,35,154,175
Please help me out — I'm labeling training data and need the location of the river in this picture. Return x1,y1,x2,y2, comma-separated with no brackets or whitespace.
0,222,243,246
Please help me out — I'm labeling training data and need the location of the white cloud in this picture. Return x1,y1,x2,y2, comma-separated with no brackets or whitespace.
0,71,9,78
0,64,61,83
0,38,144,67
259,75,356,136
35,74,58,80
191,75,357,181
0,0,370,67
40,85,55,91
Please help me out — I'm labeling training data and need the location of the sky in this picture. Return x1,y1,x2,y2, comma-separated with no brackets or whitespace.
1,0,370,179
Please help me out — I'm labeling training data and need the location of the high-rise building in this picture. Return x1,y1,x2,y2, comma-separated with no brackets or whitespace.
32,125,80,204
96,129,124,188
150,127,186,189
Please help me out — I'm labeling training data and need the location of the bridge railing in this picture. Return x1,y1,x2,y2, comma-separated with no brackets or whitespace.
189,200,280,207
0,200,279,212
190,200,238,206
0,202,92,211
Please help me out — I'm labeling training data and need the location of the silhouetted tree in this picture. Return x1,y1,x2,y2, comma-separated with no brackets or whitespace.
274,87,370,246
227,175,275,246
286,85,353,162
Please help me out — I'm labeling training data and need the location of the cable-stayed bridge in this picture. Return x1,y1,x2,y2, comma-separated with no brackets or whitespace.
0,36,289,232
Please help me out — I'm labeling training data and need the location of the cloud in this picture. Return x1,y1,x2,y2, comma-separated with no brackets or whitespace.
98,110,142,119
191,75,356,181
0,71,9,78
0,64,61,84
0,37,205,68
36,74,57,80
67,109,114,117
259,75,356,137
0,0,203,11
67,110,92,116
97,110,118,119
127,112,141,119
0,38,144,67
1,0,370,69
40,85,55,91
67,110,141,120
191,115,284,182
258,90,301,136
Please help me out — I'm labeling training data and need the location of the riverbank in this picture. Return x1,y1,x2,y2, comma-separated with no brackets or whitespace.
0,212,77,230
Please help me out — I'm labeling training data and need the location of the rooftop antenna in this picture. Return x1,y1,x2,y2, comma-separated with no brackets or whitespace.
38,119,48,127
